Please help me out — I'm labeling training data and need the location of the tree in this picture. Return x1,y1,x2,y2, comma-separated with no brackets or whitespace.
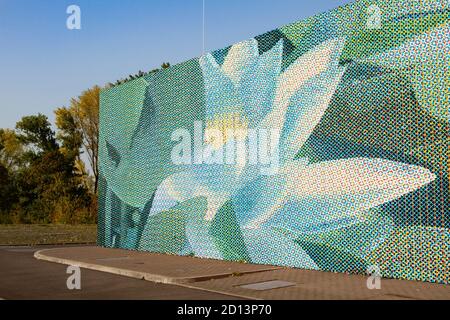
55,107,83,164
16,149,91,223
10,113,93,223
55,106,92,191
0,164,11,212
0,163,18,222
0,130,21,222
0,129,24,170
109,63,171,88
15,114,58,159
67,86,100,193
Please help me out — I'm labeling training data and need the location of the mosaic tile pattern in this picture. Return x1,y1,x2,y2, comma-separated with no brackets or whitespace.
98,0,450,284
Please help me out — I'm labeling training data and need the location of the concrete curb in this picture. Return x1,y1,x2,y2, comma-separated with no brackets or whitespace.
34,248,261,300
34,249,278,285
35,249,177,284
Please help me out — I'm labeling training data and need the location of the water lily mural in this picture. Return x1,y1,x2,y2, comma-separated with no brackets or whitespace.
98,0,450,284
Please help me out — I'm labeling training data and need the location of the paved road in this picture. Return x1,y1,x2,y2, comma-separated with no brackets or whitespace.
0,245,242,300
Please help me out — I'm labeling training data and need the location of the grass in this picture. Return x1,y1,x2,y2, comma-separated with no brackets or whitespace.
0,224,97,246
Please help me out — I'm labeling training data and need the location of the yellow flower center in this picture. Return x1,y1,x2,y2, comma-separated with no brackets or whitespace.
205,112,248,149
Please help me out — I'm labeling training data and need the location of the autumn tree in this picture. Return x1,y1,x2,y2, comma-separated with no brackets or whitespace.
56,86,100,194
0,128,23,170
55,107,83,163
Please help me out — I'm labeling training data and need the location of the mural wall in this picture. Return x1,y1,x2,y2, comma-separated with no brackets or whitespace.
98,0,449,284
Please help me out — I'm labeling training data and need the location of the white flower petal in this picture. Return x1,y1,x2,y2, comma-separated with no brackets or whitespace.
260,37,346,131
247,157,435,229
221,39,259,85
280,62,346,163
284,157,435,204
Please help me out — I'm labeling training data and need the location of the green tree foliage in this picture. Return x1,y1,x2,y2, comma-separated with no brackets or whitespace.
0,163,18,223
0,114,95,224
108,62,171,87
16,114,59,155
16,150,93,224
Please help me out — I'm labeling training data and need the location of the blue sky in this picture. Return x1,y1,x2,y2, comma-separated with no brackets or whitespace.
0,0,353,129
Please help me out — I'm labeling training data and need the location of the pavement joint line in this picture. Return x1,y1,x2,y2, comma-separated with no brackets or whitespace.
179,283,261,301
34,248,261,300
181,268,282,283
